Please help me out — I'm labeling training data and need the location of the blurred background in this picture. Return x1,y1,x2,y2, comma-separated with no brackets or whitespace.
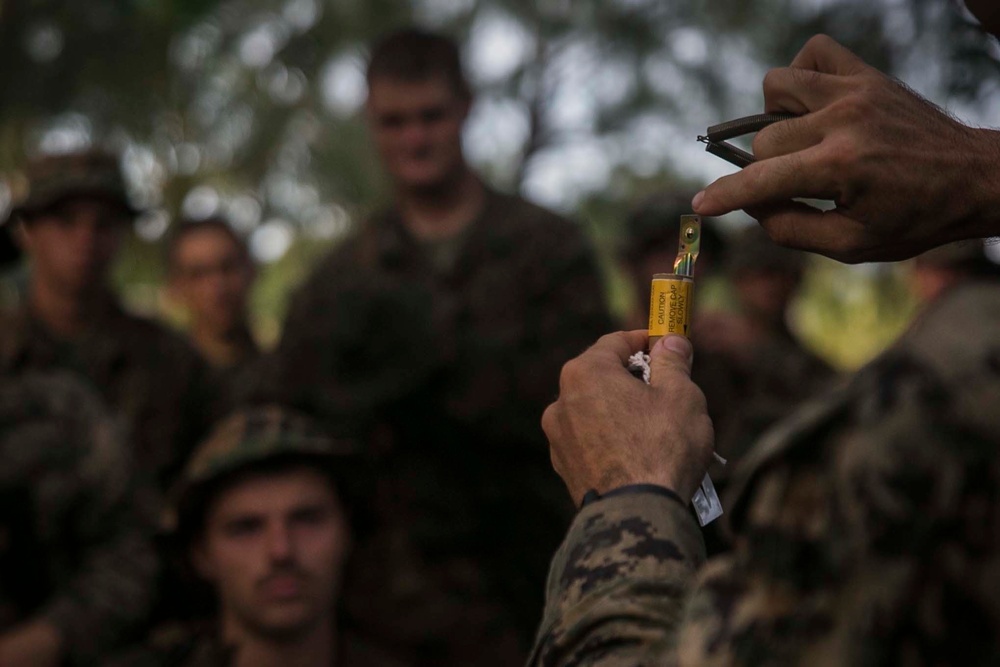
0,0,997,367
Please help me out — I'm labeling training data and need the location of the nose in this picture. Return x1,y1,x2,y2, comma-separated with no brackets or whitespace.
400,120,430,149
266,522,294,562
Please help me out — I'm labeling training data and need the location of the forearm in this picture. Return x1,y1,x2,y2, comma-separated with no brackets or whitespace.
530,492,705,666
965,127,1000,241
0,620,63,667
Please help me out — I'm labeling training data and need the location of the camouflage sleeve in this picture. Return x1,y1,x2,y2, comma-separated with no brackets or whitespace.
530,492,705,666
26,377,158,663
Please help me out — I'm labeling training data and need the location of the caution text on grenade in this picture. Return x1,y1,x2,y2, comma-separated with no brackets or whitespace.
649,276,693,337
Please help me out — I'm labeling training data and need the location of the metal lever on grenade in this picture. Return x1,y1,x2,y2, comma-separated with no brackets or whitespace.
697,112,798,168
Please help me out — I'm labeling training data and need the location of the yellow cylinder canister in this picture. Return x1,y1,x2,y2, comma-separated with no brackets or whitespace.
647,273,694,346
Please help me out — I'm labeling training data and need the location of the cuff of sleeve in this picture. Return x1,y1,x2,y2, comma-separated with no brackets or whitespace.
580,483,685,509
542,491,707,619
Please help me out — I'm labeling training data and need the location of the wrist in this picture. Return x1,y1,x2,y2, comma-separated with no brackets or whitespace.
961,128,1000,241
580,483,685,509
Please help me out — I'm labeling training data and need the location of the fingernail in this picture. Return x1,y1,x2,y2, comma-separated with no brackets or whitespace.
657,334,692,359
691,190,705,211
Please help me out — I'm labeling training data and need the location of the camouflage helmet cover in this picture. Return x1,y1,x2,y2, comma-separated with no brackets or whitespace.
5,149,139,224
167,405,359,535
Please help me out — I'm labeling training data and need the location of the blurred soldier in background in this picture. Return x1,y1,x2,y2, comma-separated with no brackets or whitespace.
109,406,403,667
0,151,210,492
0,372,156,667
263,27,611,665
167,217,258,376
909,239,1000,306
694,225,835,479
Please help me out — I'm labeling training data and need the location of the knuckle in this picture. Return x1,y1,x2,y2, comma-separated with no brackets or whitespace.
558,358,581,392
541,404,556,436
761,68,784,99
790,66,824,91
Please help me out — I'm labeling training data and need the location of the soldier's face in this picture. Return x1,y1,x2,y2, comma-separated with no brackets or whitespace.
366,75,469,191
19,197,127,296
169,228,254,336
193,468,350,641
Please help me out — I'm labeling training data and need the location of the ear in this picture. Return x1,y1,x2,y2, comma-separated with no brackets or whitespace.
189,542,216,582
12,219,31,251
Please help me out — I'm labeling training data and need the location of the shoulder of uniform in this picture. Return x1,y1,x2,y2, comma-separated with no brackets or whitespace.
106,623,217,667
895,281,1000,382
113,309,203,360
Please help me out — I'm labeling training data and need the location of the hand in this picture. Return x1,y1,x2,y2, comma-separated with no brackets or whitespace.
0,621,63,667
542,331,715,506
693,35,1000,263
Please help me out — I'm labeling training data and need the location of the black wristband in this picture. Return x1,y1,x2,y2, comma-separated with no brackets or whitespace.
580,483,686,509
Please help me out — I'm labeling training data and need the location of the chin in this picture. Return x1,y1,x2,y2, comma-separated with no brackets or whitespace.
252,608,319,640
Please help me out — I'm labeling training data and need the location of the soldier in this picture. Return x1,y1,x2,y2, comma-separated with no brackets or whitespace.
0,372,156,666
910,239,1000,305
0,151,210,491
108,406,404,667
531,20,1000,667
264,27,611,664
166,217,258,374
694,225,835,476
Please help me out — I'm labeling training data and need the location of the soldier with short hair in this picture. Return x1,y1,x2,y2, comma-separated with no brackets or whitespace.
262,27,611,665
0,150,211,492
109,406,405,667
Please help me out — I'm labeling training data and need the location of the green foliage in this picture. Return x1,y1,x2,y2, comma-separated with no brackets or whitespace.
0,0,996,357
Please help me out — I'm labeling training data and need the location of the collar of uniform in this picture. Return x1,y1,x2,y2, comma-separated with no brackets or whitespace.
372,187,519,273
724,385,851,533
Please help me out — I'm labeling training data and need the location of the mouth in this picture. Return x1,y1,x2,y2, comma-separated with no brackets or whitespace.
259,574,305,600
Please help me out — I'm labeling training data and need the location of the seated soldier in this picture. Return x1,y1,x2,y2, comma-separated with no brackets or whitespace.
108,406,405,667
0,372,156,667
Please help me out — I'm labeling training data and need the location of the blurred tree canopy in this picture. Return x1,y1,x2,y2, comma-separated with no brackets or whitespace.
0,0,997,360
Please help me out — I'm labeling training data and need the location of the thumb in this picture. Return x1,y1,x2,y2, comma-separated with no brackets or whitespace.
649,335,693,385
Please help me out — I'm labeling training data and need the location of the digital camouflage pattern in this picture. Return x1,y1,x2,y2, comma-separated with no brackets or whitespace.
0,372,156,664
531,281,1000,665
106,623,409,667
0,298,212,493
258,187,612,664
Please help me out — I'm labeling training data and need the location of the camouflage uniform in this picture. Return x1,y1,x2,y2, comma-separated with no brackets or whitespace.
0,151,211,491
0,299,212,491
261,188,612,663
0,372,156,664
531,281,1000,665
106,623,408,667
109,406,406,667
